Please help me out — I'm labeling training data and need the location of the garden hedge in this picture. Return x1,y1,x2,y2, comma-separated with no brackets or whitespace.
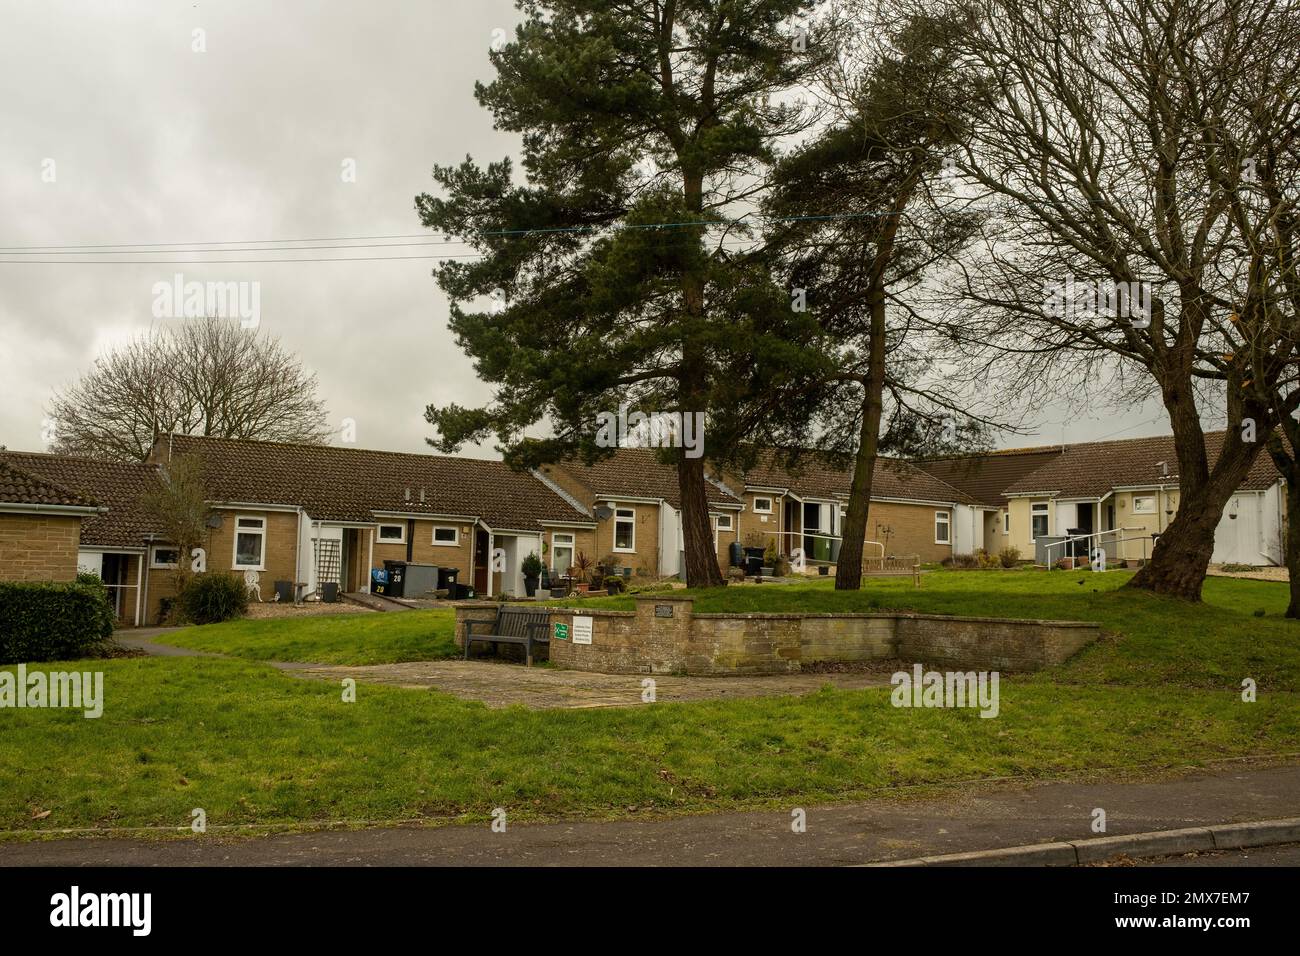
0,580,115,664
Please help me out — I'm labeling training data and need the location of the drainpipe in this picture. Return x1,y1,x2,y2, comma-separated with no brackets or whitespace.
134,553,144,627
294,507,303,600
487,529,495,597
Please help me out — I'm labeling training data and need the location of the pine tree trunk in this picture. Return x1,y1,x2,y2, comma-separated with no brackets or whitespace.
674,170,724,589
834,294,887,591
678,448,724,588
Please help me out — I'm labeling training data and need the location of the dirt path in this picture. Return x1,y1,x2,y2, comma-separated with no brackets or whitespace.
280,659,892,708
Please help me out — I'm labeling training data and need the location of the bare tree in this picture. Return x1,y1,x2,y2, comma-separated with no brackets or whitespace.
933,0,1300,600
47,317,331,461
140,453,211,596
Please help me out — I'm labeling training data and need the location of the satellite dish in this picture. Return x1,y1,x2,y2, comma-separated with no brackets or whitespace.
594,505,614,521
205,514,224,529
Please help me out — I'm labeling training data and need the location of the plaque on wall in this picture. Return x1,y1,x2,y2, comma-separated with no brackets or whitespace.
572,615,593,645
655,604,674,618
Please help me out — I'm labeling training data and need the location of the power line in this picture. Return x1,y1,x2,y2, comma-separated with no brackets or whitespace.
0,210,906,254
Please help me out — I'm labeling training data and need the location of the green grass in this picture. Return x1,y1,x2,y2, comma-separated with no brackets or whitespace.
160,609,456,665
1,655,1295,836
2,571,1297,838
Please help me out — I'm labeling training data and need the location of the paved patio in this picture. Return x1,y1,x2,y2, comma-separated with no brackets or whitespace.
281,659,892,709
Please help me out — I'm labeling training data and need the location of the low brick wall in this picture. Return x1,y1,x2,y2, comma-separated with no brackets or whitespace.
453,597,1100,675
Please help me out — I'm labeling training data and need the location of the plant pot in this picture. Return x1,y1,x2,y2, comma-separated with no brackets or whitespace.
523,574,539,597
550,587,567,598
576,583,590,593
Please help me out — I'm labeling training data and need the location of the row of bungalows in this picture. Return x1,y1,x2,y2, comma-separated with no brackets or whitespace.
0,436,980,625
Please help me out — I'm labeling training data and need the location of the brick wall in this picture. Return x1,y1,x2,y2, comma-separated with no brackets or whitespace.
0,513,81,582
456,598,1101,675
865,501,953,563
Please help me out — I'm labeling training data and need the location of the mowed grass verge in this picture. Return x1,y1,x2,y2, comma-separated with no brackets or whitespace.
2,571,1296,838
1,655,1295,837
160,609,456,665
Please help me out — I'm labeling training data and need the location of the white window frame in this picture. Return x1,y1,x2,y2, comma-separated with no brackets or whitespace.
1003,511,1010,534
1132,495,1156,514
613,507,636,553
1030,503,1050,541
232,515,266,570
714,513,734,549
431,525,459,547
934,510,951,545
377,523,406,544
150,545,180,569
550,532,575,574
752,496,773,514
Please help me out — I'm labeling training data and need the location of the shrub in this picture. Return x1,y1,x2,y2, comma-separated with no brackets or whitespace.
975,548,998,569
602,574,625,594
521,551,543,577
941,553,981,570
178,573,249,625
998,547,1020,568
0,581,115,664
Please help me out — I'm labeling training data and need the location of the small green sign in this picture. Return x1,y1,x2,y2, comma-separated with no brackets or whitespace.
553,622,569,641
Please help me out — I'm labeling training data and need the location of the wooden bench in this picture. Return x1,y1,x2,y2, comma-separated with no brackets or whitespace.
463,606,552,666
862,555,922,587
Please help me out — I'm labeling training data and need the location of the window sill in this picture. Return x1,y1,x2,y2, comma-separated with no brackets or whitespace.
613,548,636,554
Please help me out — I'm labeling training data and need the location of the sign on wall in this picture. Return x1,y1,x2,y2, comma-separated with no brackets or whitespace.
553,622,569,641
572,615,593,645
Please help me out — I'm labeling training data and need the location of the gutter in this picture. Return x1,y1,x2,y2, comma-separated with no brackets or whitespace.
0,502,106,517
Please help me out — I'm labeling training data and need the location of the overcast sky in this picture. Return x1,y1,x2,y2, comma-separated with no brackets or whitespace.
0,0,1174,459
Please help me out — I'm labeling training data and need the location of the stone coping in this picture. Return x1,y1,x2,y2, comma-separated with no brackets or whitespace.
691,611,1099,628
452,601,1096,630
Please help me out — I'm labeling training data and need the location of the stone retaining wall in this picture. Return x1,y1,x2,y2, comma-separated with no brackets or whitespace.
452,596,1100,675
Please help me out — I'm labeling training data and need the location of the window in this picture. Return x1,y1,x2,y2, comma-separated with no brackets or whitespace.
377,524,405,544
934,511,951,545
1132,495,1155,514
714,513,734,548
432,526,459,546
233,516,265,569
614,507,636,552
151,546,180,569
1003,511,1010,534
551,533,575,575
753,496,773,514
1031,503,1050,540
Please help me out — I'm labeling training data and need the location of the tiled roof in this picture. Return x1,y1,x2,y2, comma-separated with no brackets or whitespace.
0,459,100,509
916,448,1064,508
998,431,1281,498
554,448,742,508
160,434,592,531
732,449,979,505
0,452,163,548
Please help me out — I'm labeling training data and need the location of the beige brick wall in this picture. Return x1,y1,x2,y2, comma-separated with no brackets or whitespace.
865,501,953,563
367,519,476,583
0,513,81,582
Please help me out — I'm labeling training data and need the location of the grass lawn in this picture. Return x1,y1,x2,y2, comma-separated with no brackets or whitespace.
2,571,1297,839
160,609,456,665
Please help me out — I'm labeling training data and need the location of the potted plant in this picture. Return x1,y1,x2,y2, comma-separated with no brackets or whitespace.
521,551,542,597
571,552,594,593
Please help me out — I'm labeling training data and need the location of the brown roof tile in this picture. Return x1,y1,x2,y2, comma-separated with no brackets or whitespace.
554,448,742,509
0,459,99,509
916,448,1064,508
733,449,979,505
0,452,163,548
160,434,592,531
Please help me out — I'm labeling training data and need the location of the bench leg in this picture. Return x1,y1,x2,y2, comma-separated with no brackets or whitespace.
526,637,533,668
464,635,470,660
